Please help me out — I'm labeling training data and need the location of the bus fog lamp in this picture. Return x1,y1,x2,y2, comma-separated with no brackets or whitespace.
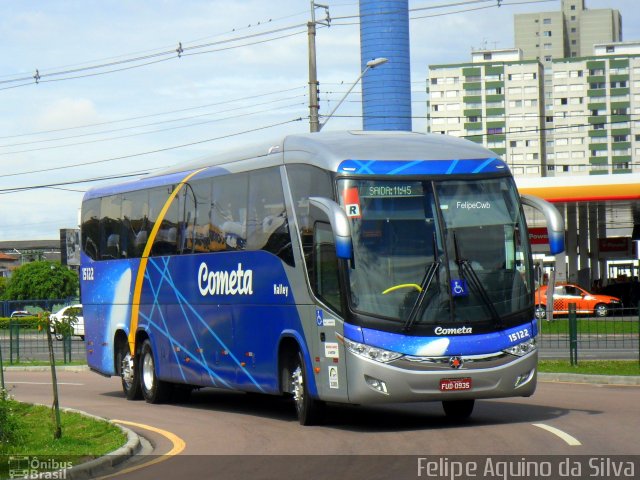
514,369,535,388
342,337,403,363
503,338,537,357
365,375,388,394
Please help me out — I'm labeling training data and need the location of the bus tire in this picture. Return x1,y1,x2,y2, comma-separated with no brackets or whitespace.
291,350,325,425
117,341,142,400
442,399,475,420
139,339,172,404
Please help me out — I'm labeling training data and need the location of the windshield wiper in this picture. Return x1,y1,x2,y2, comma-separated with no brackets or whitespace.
452,231,503,328
403,233,441,332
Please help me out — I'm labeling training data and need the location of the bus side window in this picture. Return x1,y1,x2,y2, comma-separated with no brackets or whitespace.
247,168,294,266
150,186,179,257
122,190,150,258
81,198,100,261
99,195,122,260
212,173,248,251
313,222,342,313
286,164,334,275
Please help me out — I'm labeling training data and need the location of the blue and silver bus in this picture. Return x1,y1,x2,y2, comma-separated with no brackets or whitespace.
80,131,564,424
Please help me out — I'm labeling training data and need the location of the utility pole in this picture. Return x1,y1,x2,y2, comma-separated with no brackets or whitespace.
308,2,330,132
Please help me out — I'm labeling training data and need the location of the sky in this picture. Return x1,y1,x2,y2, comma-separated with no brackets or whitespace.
1,0,638,241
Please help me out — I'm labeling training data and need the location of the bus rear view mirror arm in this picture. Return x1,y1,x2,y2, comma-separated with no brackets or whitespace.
309,197,353,260
520,194,565,255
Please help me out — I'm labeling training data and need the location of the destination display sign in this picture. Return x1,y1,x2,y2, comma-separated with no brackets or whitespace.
360,182,423,198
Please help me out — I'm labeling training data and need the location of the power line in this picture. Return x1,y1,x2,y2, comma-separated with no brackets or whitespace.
0,9,311,82
0,23,307,90
330,0,557,25
0,118,303,180
0,86,306,141
0,98,306,153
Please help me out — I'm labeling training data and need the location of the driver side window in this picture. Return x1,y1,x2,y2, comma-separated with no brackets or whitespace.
313,222,342,313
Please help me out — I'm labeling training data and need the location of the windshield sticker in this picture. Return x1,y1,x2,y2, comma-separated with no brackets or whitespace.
451,279,469,297
451,278,469,297
343,187,362,218
328,366,339,389
456,201,491,210
325,342,340,359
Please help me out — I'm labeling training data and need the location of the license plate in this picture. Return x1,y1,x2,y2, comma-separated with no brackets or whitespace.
439,377,472,391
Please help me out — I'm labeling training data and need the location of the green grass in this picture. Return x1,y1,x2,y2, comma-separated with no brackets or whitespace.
0,400,126,477
539,359,640,376
539,318,639,335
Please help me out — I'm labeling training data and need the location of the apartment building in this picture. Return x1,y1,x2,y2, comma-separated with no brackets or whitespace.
427,42,640,177
427,49,546,176
551,41,640,175
514,0,622,65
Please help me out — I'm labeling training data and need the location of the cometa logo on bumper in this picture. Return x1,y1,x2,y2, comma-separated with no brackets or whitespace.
198,262,253,296
434,326,473,335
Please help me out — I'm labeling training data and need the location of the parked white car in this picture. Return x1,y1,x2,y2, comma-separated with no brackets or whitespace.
49,304,84,340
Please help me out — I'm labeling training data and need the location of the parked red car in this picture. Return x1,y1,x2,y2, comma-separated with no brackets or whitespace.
534,283,622,319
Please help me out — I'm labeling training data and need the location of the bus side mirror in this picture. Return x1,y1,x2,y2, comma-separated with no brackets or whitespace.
309,197,353,259
520,194,565,255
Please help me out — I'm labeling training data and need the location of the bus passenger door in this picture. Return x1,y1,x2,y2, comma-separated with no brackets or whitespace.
309,221,349,403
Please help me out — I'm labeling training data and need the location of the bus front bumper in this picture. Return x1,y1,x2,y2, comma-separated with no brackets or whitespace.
345,350,537,404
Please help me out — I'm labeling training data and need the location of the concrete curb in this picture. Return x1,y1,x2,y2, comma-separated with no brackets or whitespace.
539,372,640,386
24,406,142,480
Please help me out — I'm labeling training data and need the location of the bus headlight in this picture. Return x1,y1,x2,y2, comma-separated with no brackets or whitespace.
340,336,403,363
503,337,537,357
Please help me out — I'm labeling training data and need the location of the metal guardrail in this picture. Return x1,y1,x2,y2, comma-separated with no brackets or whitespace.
0,298,77,318
0,301,638,367
537,304,640,362
1,297,83,367
0,320,85,365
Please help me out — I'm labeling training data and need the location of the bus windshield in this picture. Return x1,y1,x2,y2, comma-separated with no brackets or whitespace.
338,177,533,330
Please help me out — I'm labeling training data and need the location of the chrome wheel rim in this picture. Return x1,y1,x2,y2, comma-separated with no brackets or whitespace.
121,352,134,388
291,365,304,412
142,351,155,391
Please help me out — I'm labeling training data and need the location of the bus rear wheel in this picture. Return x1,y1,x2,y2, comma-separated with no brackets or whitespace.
140,339,173,404
117,341,141,400
442,399,475,420
291,351,325,425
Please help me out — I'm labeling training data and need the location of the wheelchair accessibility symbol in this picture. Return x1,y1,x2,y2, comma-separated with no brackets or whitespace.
316,309,324,326
451,279,468,297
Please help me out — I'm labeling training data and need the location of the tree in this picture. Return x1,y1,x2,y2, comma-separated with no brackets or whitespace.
3,261,78,300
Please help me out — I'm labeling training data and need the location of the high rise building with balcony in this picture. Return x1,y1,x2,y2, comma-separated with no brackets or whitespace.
426,41,640,177
514,0,622,65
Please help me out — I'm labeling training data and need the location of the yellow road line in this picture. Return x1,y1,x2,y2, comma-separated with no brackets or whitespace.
532,423,582,446
95,419,186,479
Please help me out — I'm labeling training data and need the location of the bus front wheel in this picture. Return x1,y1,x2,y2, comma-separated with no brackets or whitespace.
291,351,325,425
442,399,475,420
139,340,172,404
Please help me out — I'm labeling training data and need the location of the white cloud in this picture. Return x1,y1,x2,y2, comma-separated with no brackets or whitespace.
34,98,101,131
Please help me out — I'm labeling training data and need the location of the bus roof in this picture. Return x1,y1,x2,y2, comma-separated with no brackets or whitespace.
162,130,498,174
85,131,501,200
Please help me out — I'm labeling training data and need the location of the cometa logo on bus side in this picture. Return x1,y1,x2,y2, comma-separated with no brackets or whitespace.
198,262,254,296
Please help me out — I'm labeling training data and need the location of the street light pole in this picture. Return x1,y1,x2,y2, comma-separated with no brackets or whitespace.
308,2,330,133
319,57,388,131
